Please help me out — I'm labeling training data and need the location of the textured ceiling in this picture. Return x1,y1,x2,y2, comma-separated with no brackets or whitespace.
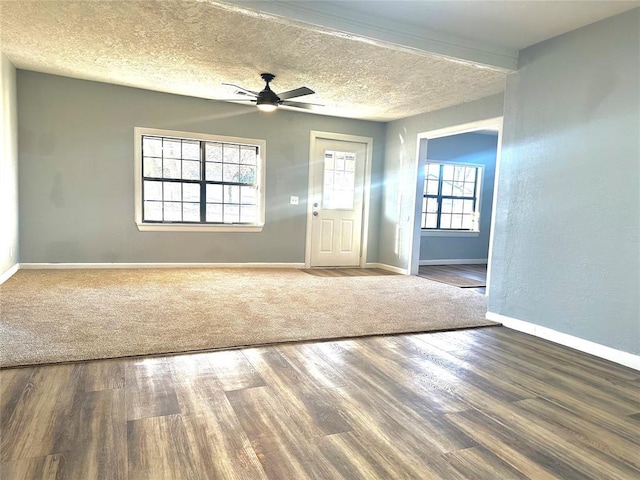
1,1,636,121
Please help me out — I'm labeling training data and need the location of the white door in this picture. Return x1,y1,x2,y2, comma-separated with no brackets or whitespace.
309,138,367,267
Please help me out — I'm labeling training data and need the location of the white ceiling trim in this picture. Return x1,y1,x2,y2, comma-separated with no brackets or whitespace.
215,0,518,71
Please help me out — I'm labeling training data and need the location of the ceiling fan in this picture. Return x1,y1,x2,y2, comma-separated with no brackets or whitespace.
221,73,321,112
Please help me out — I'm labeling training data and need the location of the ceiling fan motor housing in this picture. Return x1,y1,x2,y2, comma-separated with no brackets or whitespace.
257,73,280,106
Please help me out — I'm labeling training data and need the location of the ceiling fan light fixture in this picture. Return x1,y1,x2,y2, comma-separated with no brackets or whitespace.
256,102,278,112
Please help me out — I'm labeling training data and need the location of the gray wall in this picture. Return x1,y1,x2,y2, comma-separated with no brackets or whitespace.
17,72,386,264
488,9,640,355
0,54,19,278
420,132,497,262
381,93,505,271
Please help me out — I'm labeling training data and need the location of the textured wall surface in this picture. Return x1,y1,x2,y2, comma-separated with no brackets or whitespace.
381,94,505,271
420,132,497,262
17,72,386,264
0,54,19,277
489,9,640,355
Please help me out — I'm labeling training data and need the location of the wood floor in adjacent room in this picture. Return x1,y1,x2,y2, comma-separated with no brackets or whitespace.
1,327,639,479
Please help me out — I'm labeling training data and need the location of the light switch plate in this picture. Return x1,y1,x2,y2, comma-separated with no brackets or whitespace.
290,196,299,205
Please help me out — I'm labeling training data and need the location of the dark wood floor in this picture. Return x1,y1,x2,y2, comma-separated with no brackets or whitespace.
1,327,639,479
419,264,487,294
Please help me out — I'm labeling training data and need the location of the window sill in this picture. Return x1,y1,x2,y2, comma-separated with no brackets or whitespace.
421,230,480,238
137,223,264,233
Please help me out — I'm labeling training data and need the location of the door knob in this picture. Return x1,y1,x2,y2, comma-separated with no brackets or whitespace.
313,202,319,208
313,211,319,216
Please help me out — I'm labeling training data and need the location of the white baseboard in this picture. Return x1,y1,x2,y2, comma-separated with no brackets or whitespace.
486,311,640,371
419,258,488,266
365,262,409,275
0,263,20,285
19,262,305,269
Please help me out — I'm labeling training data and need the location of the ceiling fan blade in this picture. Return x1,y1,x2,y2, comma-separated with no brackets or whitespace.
277,87,314,100
221,83,258,97
214,99,256,103
280,100,323,110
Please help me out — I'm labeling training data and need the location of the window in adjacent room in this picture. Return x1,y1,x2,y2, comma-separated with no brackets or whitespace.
422,162,483,232
134,128,265,232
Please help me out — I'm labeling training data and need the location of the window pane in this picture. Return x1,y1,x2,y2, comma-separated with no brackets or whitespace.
223,163,240,182
182,140,200,160
462,181,475,197
452,199,464,214
345,158,355,172
426,179,439,195
240,146,257,165
206,203,222,222
183,203,200,222
426,213,437,228
223,144,240,163
421,212,427,229
163,139,181,159
422,197,427,214
441,180,453,196
462,214,474,230
452,181,465,195
164,202,182,221
463,200,474,214
163,159,181,179
144,201,162,221
240,186,257,205
451,214,463,229
206,142,222,162
427,163,440,179
224,204,240,223
441,199,453,213
206,162,222,182
335,156,345,171
143,137,162,157
183,183,200,202
440,213,452,229
240,205,257,223
143,157,162,178
224,185,240,204
144,181,162,201
464,166,476,182
239,165,256,184
442,164,454,181
182,160,200,180
163,182,181,201
427,197,438,213
206,184,223,203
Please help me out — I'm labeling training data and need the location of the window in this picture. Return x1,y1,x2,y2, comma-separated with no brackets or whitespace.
134,128,265,232
422,162,482,233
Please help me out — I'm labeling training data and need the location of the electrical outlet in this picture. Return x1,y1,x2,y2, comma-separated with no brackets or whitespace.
290,196,299,205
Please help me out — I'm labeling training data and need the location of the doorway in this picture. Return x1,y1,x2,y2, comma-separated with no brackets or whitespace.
409,118,503,294
305,132,373,268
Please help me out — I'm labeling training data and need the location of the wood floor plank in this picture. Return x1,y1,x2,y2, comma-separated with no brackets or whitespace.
74,358,125,392
0,364,79,462
477,327,640,381
0,454,63,480
59,389,127,480
276,343,348,389
208,350,266,392
446,340,640,446
446,446,529,480
0,367,34,431
127,414,198,480
125,357,180,421
226,386,342,480
514,397,640,470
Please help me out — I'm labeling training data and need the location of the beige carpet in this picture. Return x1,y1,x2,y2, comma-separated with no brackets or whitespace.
0,268,495,367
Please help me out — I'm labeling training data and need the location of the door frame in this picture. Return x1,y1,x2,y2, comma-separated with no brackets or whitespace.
305,131,373,268
408,117,503,295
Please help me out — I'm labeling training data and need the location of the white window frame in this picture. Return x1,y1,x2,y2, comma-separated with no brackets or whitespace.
134,127,266,232
421,160,484,238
